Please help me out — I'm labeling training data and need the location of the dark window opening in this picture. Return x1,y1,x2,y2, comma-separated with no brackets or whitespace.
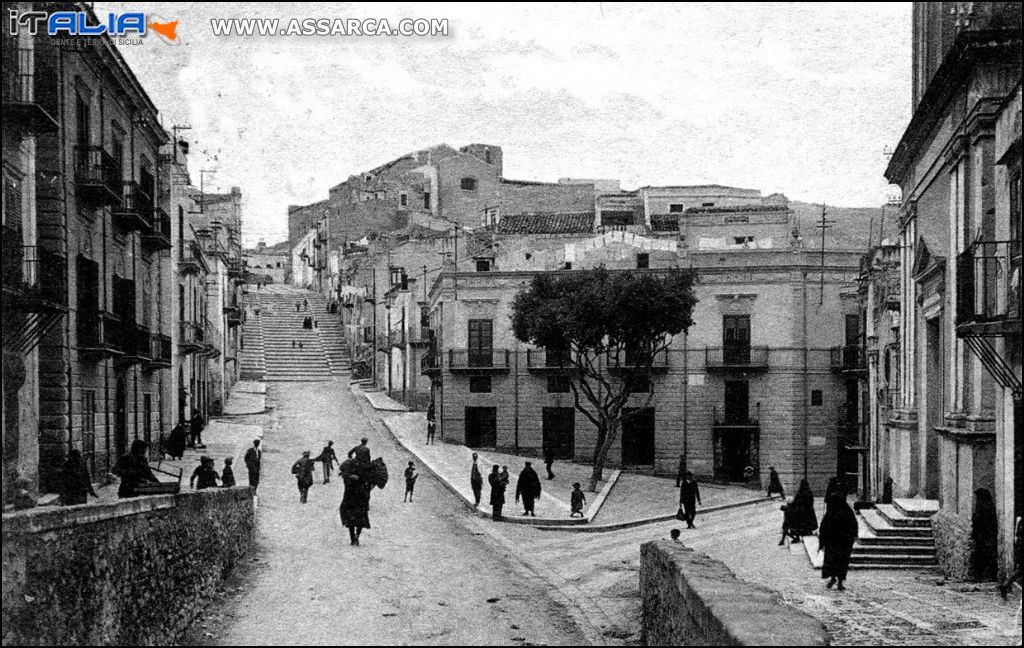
475,259,491,272
811,390,823,406
460,177,477,191
636,253,649,269
733,236,754,245
669,204,684,213
469,376,492,393
76,255,100,346
400,193,408,207
626,375,651,393
702,202,715,207
563,262,572,270
423,192,431,210
547,375,571,393
600,211,634,227
468,319,494,367
82,390,96,478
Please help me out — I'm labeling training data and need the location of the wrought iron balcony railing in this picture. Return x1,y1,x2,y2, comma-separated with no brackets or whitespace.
448,349,511,373
956,239,1022,337
142,207,171,252
74,145,121,206
606,347,670,374
1,46,59,132
704,345,769,372
830,345,867,373
112,181,153,232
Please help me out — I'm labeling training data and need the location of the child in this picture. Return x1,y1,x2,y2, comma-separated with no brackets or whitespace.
221,457,236,487
403,461,418,502
190,456,220,490
570,482,586,518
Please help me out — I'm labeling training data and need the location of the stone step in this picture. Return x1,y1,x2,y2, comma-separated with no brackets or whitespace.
855,534,934,547
849,553,938,565
892,498,940,518
876,504,932,528
852,544,935,556
859,509,934,537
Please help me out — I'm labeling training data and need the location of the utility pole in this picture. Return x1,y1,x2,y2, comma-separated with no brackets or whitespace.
815,204,834,305
171,124,191,163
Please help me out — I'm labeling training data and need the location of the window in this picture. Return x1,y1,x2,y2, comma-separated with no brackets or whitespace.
82,390,96,477
390,266,405,287
724,215,749,224
733,236,754,245
400,192,408,207
702,202,715,207
420,306,430,328
460,177,477,191
811,390,823,406
363,326,373,343
75,94,90,147
485,148,491,164
636,253,649,269
423,192,431,210
143,393,153,446
563,262,572,270
469,376,492,393
547,375,571,393
475,259,491,272
467,319,493,367
626,375,651,393
76,255,100,346
669,204,684,213
600,211,634,227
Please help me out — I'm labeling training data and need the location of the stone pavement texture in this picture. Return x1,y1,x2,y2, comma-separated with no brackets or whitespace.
183,381,597,646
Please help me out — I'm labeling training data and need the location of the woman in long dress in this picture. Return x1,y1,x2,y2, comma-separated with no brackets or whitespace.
818,491,859,591
339,457,384,545
781,479,819,545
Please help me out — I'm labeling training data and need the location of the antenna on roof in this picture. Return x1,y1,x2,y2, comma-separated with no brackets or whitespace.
815,204,834,306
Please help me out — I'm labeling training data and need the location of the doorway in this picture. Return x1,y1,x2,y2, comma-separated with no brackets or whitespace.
542,407,575,460
115,376,127,458
622,408,655,466
465,407,497,448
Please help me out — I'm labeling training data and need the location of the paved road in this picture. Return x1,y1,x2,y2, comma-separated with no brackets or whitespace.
185,381,592,646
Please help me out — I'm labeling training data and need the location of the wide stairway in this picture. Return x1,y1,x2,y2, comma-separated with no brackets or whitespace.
239,293,266,381
851,498,939,569
243,285,351,382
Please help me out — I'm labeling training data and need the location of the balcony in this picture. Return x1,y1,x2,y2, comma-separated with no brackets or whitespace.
408,327,434,347
830,345,867,374
526,348,575,373
142,207,172,252
447,349,511,374
606,348,669,375
1,46,59,133
116,323,152,367
704,345,769,373
178,240,208,275
956,239,1022,337
178,320,205,355
74,145,121,206
79,311,124,361
2,237,68,313
112,181,153,233
146,333,172,369
227,258,244,279
420,352,442,376
224,304,243,328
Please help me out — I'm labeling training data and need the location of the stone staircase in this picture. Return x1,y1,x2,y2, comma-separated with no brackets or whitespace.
238,306,266,381
254,287,332,382
851,498,939,569
317,316,351,377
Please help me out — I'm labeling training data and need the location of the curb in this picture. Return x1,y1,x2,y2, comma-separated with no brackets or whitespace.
533,495,775,533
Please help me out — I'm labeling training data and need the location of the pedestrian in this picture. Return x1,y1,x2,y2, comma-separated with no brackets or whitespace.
516,461,542,517
348,437,371,464
675,454,687,487
292,450,316,504
426,418,436,445
818,491,859,591
824,470,846,503
190,456,220,490
488,465,506,521
570,482,586,518
881,476,894,504
296,301,301,312
299,341,303,349
470,452,484,506
403,461,418,502
669,528,682,543
303,298,308,311
766,466,785,499
221,457,236,487
57,449,97,506
167,420,187,460
244,439,262,491
678,471,702,529
780,478,819,545
339,456,382,546
314,440,340,484
190,409,206,449
113,439,160,498
543,447,555,480
314,319,318,329
292,339,296,349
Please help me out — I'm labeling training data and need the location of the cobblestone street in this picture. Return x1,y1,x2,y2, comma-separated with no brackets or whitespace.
183,381,595,646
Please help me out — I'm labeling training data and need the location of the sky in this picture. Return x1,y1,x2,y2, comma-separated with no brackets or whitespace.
96,2,913,246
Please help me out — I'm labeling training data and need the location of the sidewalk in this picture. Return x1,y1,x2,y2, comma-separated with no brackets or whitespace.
359,385,766,530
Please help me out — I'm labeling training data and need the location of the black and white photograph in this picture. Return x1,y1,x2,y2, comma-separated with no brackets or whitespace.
1,2,1021,645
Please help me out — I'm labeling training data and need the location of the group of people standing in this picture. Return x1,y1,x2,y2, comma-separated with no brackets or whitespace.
163,410,208,460
475,458,544,521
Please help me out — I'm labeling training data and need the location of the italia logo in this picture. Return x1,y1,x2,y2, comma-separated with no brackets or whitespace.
8,10,179,43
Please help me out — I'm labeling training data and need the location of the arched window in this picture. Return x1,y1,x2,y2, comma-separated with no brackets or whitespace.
460,177,477,191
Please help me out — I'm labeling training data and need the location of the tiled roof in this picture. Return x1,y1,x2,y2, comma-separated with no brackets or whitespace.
497,212,594,235
684,204,789,214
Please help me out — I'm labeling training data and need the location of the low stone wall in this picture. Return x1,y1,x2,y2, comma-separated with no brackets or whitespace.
933,508,974,581
2,487,255,645
640,540,828,646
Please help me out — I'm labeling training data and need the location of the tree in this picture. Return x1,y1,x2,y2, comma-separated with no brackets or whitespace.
511,267,698,491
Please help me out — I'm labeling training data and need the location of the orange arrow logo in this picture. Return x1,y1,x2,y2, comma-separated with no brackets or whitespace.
148,20,178,41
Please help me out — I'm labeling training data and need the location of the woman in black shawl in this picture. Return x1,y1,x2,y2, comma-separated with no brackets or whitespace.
781,478,819,545
339,458,373,545
818,491,859,591
58,449,97,506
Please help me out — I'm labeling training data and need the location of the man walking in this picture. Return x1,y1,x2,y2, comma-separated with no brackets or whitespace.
543,447,555,480
292,451,316,504
679,471,702,529
348,437,371,464
516,461,542,517
314,440,339,484
470,452,484,506
244,439,262,491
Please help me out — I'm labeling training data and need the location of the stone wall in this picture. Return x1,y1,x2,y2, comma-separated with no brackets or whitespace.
933,507,974,581
640,540,828,646
2,487,255,645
